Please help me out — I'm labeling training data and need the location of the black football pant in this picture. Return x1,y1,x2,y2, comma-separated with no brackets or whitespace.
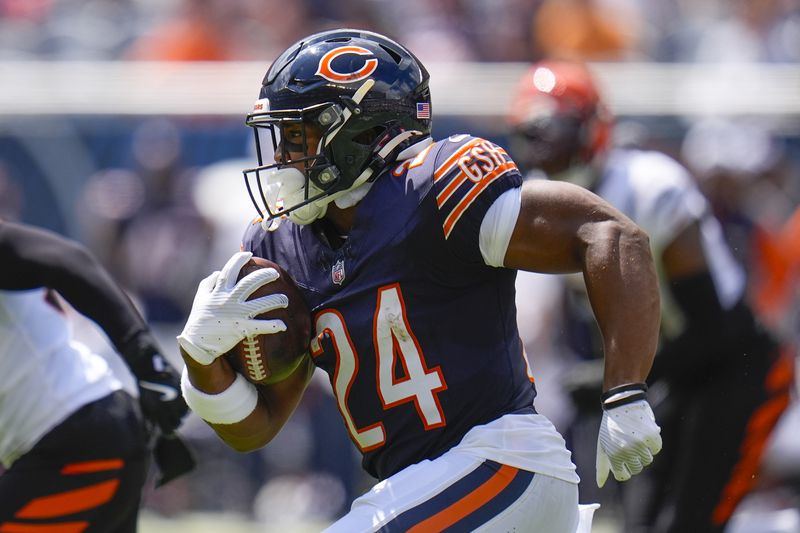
621,343,794,533
0,390,149,533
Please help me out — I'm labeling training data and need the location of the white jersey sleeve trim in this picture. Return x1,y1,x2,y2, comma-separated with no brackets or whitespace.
479,187,522,267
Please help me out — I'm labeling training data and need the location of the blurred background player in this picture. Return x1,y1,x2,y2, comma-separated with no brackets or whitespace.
507,60,795,533
0,220,192,532
177,28,664,532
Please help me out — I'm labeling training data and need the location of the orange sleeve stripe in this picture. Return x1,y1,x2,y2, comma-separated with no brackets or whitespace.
442,163,517,239
15,480,120,519
432,139,482,182
0,522,89,533
437,159,518,209
61,459,124,475
406,464,518,533
436,141,513,207
436,171,469,207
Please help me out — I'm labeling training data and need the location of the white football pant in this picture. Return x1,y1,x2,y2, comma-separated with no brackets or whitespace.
324,446,595,532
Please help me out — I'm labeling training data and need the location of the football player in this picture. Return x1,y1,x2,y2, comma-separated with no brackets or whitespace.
178,29,663,531
507,60,794,532
0,220,192,532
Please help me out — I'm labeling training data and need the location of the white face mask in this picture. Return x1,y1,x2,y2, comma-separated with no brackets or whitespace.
258,165,373,230
258,129,425,230
260,167,328,229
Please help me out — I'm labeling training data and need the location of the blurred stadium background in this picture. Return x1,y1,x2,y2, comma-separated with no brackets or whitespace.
1,0,799,531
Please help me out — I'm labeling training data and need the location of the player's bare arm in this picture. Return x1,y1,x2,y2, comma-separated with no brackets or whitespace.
503,179,661,390
182,350,314,451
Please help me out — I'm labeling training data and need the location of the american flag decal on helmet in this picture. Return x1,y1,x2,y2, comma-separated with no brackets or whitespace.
416,102,430,119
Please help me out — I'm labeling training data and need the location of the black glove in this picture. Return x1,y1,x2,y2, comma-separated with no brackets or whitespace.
120,330,189,435
120,330,195,486
153,432,196,487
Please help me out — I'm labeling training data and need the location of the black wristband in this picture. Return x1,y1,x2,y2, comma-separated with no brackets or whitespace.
601,382,648,410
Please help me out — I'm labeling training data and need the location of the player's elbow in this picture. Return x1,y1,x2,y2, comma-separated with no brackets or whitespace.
622,220,652,258
620,221,660,304
590,217,650,254
588,218,657,280
217,431,271,453
57,236,95,265
211,420,274,453
228,440,266,454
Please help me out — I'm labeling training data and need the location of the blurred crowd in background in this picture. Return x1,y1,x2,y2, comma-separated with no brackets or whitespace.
1,0,799,530
0,0,799,63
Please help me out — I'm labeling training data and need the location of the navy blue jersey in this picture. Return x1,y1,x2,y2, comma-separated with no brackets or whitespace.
243,135,536,480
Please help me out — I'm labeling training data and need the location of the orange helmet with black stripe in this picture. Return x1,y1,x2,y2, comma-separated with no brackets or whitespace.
508,60,613,177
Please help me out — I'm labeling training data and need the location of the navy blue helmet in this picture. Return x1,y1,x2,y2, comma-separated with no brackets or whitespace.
243,29,432,225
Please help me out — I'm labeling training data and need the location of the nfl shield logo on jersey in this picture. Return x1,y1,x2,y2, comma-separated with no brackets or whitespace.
332,259,346,285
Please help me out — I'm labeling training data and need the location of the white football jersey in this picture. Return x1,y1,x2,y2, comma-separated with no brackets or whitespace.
0,289,122,467
595,149,746,335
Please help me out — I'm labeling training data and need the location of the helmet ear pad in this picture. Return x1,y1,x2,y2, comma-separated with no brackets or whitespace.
324,112,411,189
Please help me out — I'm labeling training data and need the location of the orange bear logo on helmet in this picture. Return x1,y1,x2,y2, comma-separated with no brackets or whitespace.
316,46,378,83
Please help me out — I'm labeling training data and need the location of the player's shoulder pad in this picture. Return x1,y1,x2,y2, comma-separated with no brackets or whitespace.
430,134,522,240
430,134,519,179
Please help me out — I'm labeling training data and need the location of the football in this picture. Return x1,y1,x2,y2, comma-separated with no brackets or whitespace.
226,257,312,385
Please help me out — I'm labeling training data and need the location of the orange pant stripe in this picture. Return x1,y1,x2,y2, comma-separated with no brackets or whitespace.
712,353,793,526
406,464,517,533
0,522,89,533
61,459,123,475
15,480,119,519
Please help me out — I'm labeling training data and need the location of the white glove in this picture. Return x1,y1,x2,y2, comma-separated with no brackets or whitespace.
596,386,662,488
177,251,288,365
